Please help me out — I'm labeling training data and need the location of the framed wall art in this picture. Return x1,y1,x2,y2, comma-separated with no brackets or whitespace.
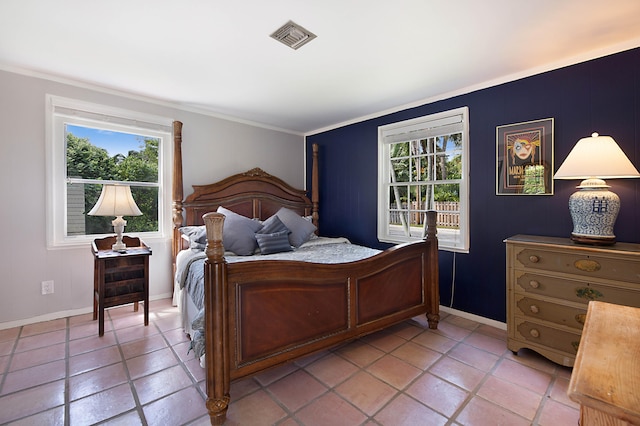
496,118,554,195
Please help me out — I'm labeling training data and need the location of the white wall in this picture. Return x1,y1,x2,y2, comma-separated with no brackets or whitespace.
0,69,304,327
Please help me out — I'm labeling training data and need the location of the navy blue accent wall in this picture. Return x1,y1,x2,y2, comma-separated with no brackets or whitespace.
306,47,640,323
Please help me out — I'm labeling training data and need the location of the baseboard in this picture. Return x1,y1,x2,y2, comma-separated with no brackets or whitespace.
439,305,507,330
0,292,174,330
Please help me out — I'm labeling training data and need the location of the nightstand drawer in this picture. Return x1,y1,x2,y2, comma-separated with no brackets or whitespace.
514,271,640,306
514,295,586,330
515,247,640,283
514,319,581,355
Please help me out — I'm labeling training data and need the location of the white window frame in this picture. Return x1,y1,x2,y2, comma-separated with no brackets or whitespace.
46,95,173,249
377,106,470,253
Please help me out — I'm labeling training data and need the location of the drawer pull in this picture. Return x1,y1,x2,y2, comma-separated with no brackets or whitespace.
529,280,540,289
575,287,603,301
529,305,539,314
528,255,540,263
529,329,540,338
575,314,586,325
574,259,601,272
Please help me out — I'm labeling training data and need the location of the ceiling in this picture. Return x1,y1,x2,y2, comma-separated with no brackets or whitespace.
2,1,640,135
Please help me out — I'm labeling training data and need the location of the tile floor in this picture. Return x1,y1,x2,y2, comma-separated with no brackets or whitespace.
0,298,579,425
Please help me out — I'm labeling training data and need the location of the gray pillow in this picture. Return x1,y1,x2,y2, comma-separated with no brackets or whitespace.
179,225,207,250
275,207,317,247
217,206,263,255
255,230,293,255
258,214,290,235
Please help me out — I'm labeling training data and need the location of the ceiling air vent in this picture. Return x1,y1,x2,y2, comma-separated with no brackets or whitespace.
270,20,316,50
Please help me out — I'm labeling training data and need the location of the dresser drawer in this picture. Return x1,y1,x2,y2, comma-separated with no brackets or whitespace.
515,247,640,283
514,271,640,307
514,295,586,330
514,319,581,356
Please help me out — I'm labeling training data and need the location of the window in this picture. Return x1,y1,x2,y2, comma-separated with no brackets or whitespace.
46,96,173,248
378,107,469,252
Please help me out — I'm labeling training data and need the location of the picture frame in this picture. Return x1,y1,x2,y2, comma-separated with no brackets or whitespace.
496,118,554,195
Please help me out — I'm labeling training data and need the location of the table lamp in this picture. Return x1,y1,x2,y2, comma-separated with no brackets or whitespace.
88,184,142,251
554,132,640,245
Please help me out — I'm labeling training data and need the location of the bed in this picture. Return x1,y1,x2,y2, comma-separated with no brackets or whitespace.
171,121,440,425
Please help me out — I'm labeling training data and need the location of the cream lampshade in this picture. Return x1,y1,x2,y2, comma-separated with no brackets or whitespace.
88,184,143,252
554,133,640,245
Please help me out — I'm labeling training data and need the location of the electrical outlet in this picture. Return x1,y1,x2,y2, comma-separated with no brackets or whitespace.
41,280,54,295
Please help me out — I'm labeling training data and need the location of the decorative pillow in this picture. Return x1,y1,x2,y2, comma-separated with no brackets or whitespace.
258,214,290,235
179,225,207,250
275,207,317,247
217,206,263,255
255,230,293,255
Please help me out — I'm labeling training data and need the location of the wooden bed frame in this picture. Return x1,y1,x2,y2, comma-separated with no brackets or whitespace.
171,121,440,425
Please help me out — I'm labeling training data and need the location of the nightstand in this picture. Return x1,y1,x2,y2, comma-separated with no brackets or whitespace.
92,236,152,336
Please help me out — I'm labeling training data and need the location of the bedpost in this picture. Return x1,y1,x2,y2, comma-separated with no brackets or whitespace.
172,121,184,268
425,210,440,329
202,212,230,425
311,143,319,233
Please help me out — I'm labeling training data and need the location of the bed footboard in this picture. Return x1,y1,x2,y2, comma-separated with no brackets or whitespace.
201,211,439,425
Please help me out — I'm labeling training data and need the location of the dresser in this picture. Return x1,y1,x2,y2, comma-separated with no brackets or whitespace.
505,235,640,367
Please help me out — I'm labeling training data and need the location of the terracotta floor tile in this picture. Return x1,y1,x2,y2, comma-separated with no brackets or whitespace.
391,341,442,370
225,389,287,425
334,371,396,416
335,341,385,368
549,376,579,408
114,323,159,344
305,353,359,388
69,344,122,376
430,356,486,391
8,342,66,371
406,372,469,417
0,340,15,357
537,398,580,426
5,405,65,426
20,318,66,337
69,362,129,401
463,331,507,356
68,331,117,356
447,342,500,372
0,327,19,343
1,359,66,394
442,315,480,331
14,329,66,353
385,321,424,340
120,334,168,359
101,410,144,425
0,380,65,423
69,383,136,425
267,369,328,412
412,330,458,353
134,364,193,405
184,357,206,383
69,320,110,340
254,362,299,386
492,358,552,394
476,375,542,420
229,376,260,400
295,391,367,426
455,395,531,426
126,347,179,379
374,393,448,426
432,320,474,341
366,354,422,390
360,329,407,352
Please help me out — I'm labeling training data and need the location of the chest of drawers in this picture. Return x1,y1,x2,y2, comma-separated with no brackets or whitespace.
505,235,640,366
